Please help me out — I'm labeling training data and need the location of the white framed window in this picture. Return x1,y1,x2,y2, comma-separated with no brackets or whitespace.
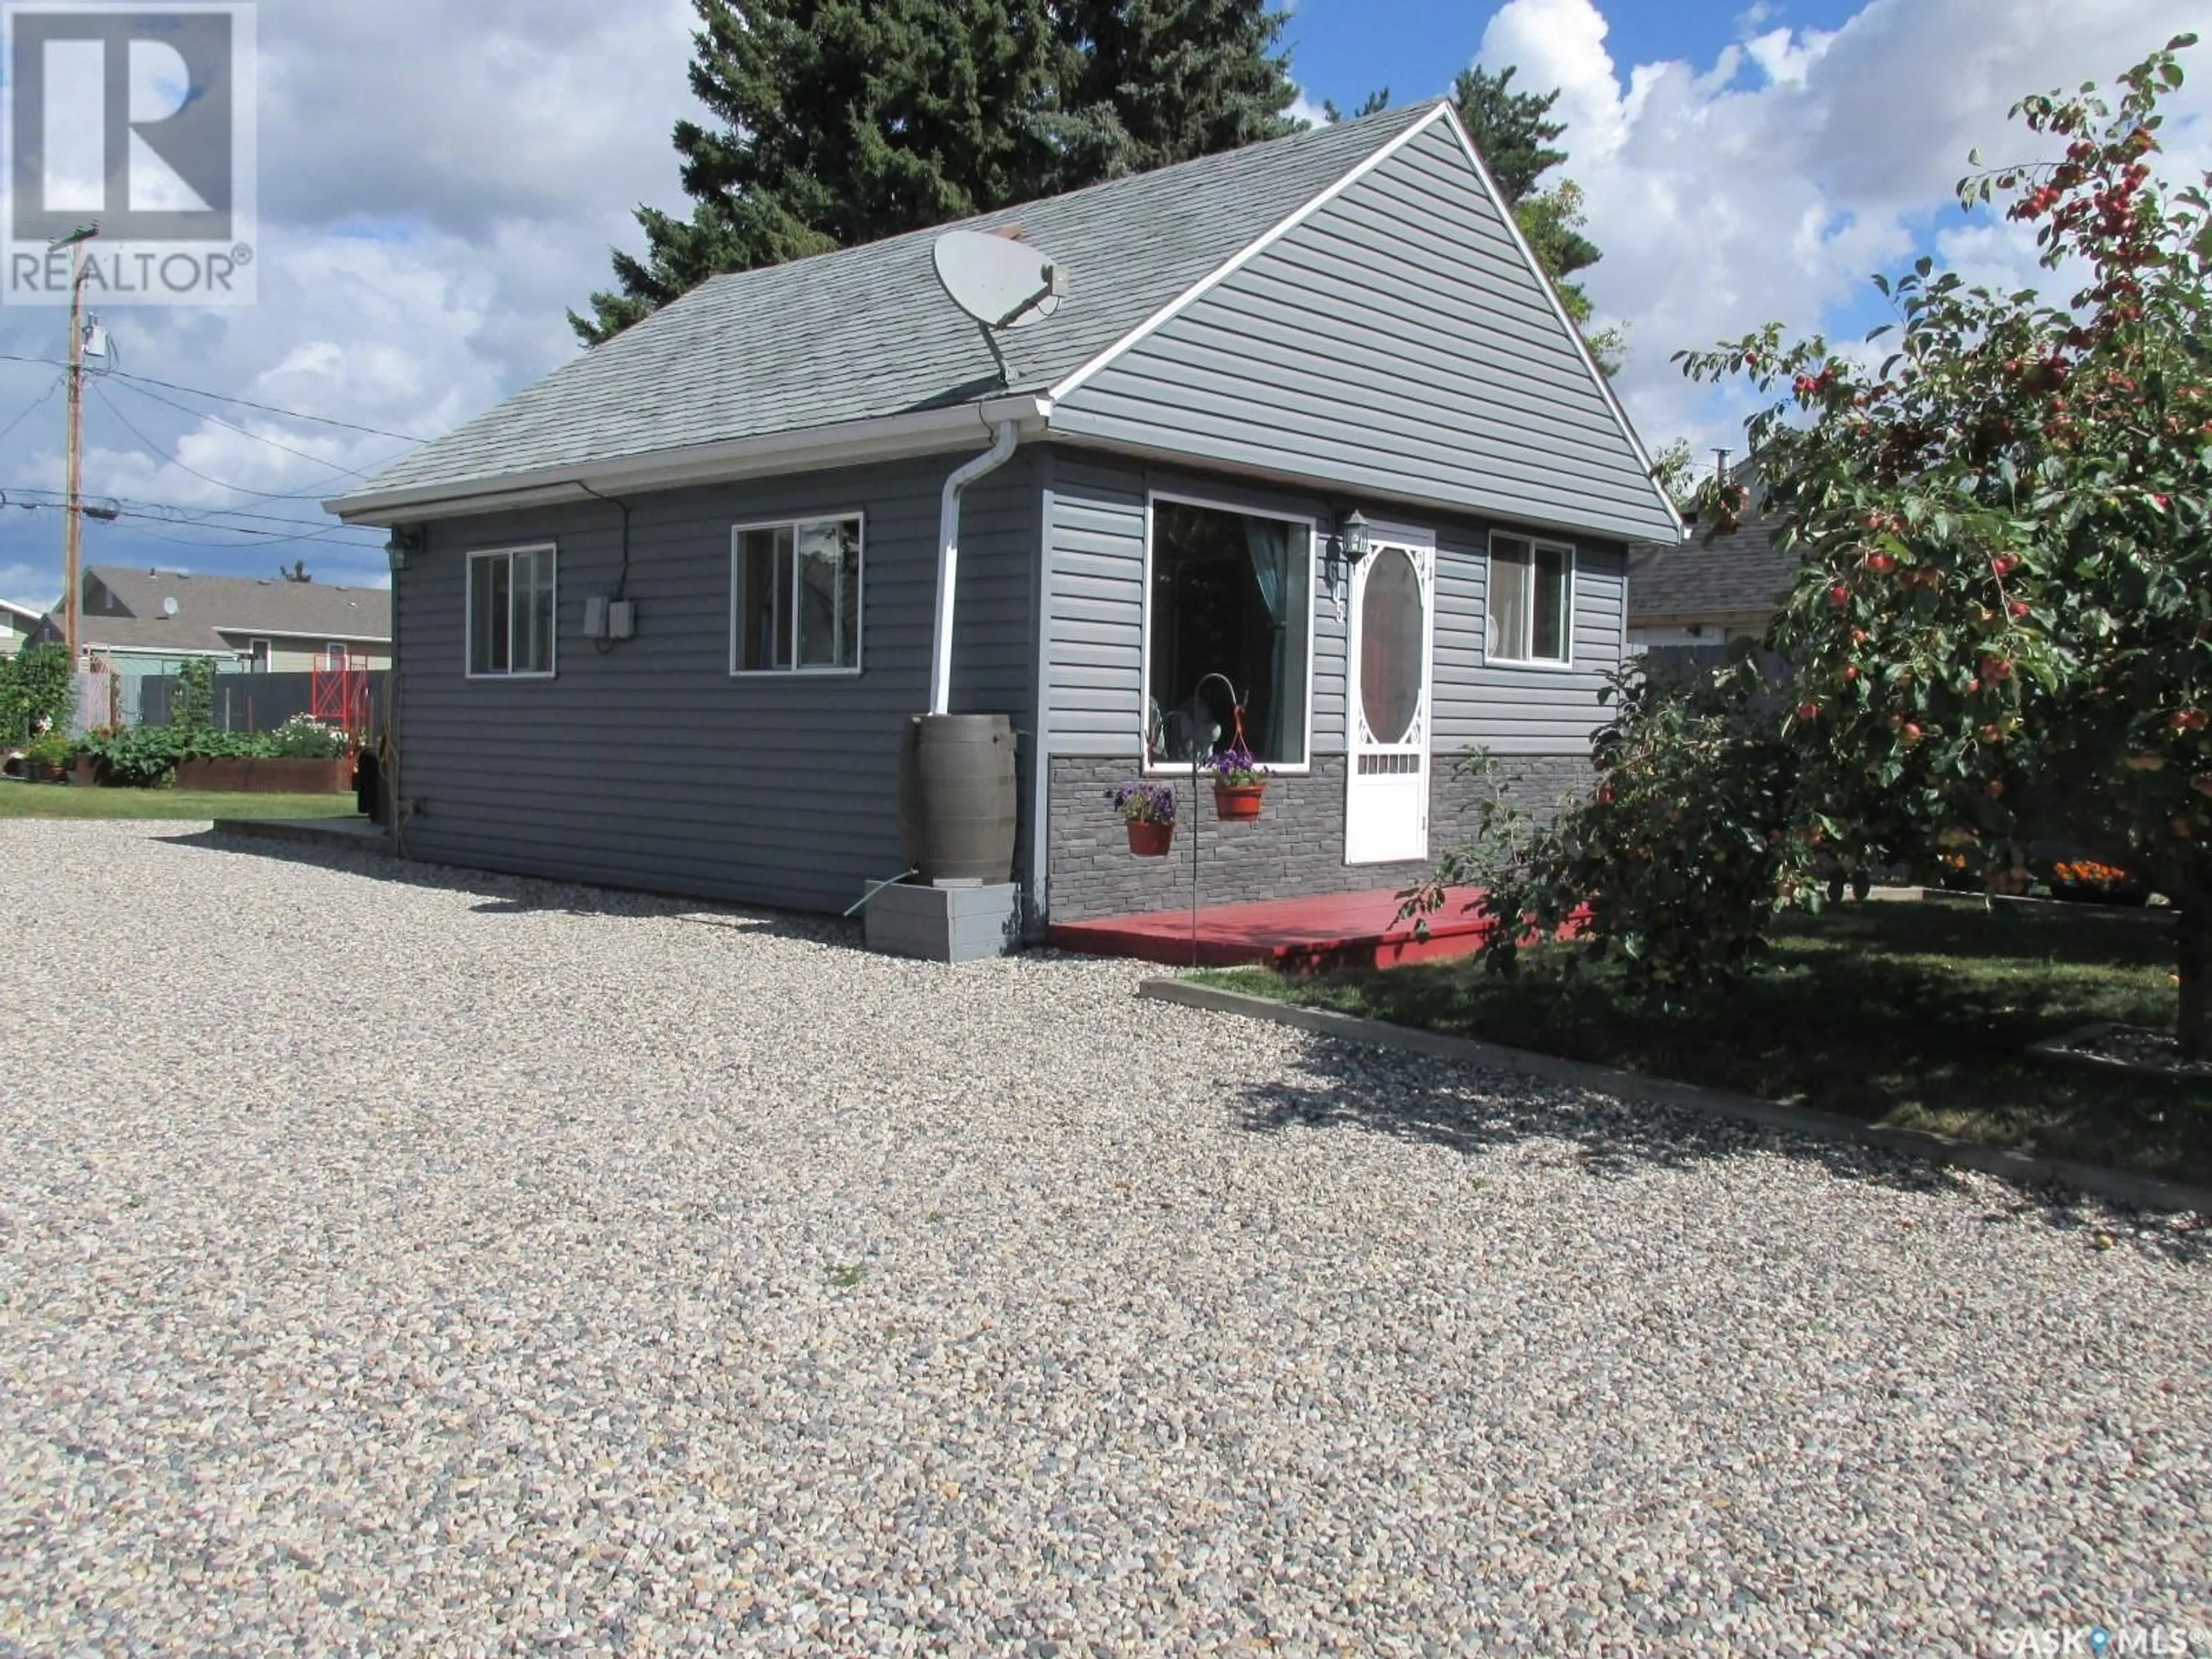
247,638,270,672
325,642,350,669
468,544,557,679
1488,533,1575,666
730,513,864,675
1141,493,1316,771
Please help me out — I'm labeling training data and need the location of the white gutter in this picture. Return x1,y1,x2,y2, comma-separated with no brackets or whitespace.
327,395,1052,527
929,420,1020,715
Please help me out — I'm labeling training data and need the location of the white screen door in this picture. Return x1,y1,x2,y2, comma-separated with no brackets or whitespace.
1344,536,1435,865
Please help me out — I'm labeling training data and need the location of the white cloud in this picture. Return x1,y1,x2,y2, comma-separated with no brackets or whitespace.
1473,0,2211,463
0,0,702,598
1287,86,1330,130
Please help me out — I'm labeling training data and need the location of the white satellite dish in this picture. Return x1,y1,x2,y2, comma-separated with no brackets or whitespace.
162,597,179,618
933,230,1065,332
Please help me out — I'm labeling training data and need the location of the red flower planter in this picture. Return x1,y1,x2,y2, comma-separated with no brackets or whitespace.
1126,819,1176,857
1213,784,1265,822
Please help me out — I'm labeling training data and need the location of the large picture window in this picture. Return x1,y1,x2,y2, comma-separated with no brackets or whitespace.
1145,498,1312,767
1488,534,1573,665
468,545,556,678
732,515,863,674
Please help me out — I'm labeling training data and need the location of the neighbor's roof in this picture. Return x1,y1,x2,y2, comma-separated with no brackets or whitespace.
63,565,391,654
342,104,1441,505
0,597,40,627
1628,493,1797,624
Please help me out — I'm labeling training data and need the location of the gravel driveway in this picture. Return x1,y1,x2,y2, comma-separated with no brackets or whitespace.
2,821,2208,1656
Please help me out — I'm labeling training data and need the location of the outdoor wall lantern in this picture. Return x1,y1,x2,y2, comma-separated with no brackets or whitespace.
387,530,420,574
1337,507,1370,566
1327,507,1370,619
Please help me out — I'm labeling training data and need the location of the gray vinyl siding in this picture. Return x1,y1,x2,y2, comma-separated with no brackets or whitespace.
1050,118,1677,547
1434,528,1627,755
393,453,1039,914
1039,450,1339,758
1037,446,1621,760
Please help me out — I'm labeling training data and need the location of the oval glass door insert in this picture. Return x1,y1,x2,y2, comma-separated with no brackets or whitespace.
1359,546,1425,745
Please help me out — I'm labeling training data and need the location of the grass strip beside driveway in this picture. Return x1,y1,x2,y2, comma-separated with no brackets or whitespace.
0,783,359,821
1196,897,2212,1188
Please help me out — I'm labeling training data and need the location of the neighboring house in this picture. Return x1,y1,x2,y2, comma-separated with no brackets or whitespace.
29,566,391,675
0,597,41,657
1626,476,1792,652
328,100,1681,930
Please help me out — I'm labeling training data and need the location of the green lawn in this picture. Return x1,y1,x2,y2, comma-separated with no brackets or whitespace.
0,782,359,821
1199,897,2212,1188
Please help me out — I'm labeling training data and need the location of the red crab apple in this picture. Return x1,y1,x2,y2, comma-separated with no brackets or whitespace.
2175,710,2209,732
1796,702,1821,722
1829,584,1852,608
1864,552,1896,574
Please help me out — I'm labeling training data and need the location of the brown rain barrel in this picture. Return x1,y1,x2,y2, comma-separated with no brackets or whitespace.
899,713,1017,884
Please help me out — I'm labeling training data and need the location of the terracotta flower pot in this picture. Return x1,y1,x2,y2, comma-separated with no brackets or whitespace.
1126,818,1176,857
1213,783,1265,822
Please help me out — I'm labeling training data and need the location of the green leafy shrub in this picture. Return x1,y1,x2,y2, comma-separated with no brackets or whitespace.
0,644,74,745
82,726,183,786
267,715,348,759
1406,663,1818,997
23,727,76,770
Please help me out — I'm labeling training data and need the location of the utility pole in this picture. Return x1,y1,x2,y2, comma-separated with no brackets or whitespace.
52,223,99,662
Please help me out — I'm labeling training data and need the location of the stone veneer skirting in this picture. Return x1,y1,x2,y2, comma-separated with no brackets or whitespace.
1045,750,1594,924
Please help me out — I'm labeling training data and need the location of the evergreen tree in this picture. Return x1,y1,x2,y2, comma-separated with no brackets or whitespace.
1055,0,1298,178
574,0,1068,344
577,0,1298,344
1452,64,1620,373
1450,65,1565,203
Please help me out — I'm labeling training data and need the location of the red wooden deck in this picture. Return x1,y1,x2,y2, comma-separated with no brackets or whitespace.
1047,886,1495,973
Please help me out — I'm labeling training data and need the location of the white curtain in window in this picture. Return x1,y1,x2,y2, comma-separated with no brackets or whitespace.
1493,539,1531,660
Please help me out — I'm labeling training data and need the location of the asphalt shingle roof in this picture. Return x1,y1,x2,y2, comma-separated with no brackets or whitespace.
1628,463,1796,624
67,566,390,654
358,104,1439,501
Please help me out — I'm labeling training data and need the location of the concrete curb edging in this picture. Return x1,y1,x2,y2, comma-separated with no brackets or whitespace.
211,817,395,854
1137,978,2212,1218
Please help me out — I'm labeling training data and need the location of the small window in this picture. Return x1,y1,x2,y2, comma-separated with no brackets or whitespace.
325,642,349,669
731,515,863,673
468,545,556,678
247,638,270,672
1489,535,1573,665
1145,498,1312,767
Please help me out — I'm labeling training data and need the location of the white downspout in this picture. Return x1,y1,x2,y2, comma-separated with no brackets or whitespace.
930,419,1020,715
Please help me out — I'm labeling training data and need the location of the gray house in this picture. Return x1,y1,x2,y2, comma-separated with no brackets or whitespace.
329,100,1680,933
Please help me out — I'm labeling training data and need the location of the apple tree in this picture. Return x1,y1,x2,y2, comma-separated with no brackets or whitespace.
1419,37,2212,1054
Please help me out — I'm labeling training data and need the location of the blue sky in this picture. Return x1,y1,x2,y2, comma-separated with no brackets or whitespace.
0,0,2203,607
1284,0,1864,115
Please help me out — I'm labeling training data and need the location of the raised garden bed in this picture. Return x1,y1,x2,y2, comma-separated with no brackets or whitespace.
173,756,354,795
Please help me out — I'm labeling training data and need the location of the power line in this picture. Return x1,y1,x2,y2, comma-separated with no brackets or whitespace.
0,351,430,443
124,520,381,551
89,381,350,503
106,376,395,479
0,370,65,449
2,483,377,533
1,490,387,553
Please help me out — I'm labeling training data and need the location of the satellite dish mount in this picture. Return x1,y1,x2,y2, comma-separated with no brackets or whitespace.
931,229,1067,388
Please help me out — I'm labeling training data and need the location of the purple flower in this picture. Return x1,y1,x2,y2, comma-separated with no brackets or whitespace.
1211,747,1268,787
1109,781,1178,824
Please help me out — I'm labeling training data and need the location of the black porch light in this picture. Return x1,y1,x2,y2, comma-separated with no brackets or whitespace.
1338,508,1370,564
